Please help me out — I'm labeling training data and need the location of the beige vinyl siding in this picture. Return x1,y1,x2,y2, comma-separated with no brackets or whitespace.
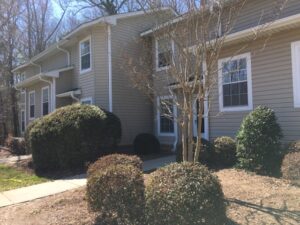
230,0,300,33
111,14,173,145
209,28,300,143
40,52,68,72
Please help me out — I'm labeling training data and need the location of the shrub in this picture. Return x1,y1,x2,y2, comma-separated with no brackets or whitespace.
87,154,143,176
236,106,282,174
29,104,122,172
145,162,226,225
5,135,26,155
87,164,145,225
133,133,160,155
24,119,41,154
213,136,236,167
281,152,300,186
176,138,213,164
286,140,300,153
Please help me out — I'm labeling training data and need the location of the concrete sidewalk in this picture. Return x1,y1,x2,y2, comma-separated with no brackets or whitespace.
0,155,175,208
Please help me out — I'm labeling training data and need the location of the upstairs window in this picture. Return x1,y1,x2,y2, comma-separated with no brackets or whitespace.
80,37,91,73
42,87,49,116
218,53,253,112
156,38,173,71
29,91,35,119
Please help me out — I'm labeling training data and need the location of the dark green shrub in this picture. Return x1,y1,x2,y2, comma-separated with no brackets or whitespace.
5,135,26,155
213,136,236,167
29,104,122,172
176,138,213,164
134,133,160,155
236,106,282,174
87,154,143,176
24,118,41,154
87,164,145,225
281,152,300,186
145,162,226,225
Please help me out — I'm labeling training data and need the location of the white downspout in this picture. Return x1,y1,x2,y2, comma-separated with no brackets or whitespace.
57,44,71,66
108,25,113,112
70,92,80,102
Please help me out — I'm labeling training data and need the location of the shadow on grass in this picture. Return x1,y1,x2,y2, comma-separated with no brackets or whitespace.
226,198,300,225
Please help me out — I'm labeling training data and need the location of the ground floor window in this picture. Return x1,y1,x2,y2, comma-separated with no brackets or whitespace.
157,96,176,136
29,91,35,119
80,97,93,105
21,110,25,133
42,86,49,116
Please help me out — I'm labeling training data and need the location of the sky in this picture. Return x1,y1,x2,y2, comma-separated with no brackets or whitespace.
51,0,64,18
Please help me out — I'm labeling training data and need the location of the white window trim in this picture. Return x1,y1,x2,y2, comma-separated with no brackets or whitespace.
155,38,175,72
218,52,253,112
157,96,177,137
29,90,35,120
292,41,300,108
79,36,92,74
21,110,25,133
80,97,93,105
41,86,50,116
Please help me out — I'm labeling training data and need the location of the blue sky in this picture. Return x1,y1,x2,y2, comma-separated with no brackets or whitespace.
51,0,64,18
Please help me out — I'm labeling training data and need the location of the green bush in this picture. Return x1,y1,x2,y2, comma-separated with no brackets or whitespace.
236,106,282,174
176,138,213,164
87,154,143,176
281,152,300,186
213,136,236,167
29,104,122,172
133,133,160,155
145,162,226,225
24,118,41,154
87,164,145,225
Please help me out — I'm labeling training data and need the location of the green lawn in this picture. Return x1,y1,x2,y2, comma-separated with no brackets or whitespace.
0,164,48,192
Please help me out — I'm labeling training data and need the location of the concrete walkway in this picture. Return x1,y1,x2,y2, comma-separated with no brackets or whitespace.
0,155,175,208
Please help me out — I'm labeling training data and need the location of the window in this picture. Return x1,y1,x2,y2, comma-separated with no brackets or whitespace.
21,110,25,133
292,41,300,108
80,97,93,105
156,38,173,71
29,91,35,119
218,53,253,112
157,97,176,136
80,36,91,73
42,87,49,116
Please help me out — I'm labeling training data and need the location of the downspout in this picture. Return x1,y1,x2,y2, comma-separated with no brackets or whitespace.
172,105,178,152
107,24,113,112
70,92,80,102
57,44,71,66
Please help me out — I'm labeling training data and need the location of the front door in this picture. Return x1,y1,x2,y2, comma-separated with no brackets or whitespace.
193,99,209,140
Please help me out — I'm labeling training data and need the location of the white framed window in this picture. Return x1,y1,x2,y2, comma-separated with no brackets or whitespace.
218,53,253,112
29,91,35,119
157,96,177,136
80,97,93,105
155,37,174,71
79,36,92,74
21,110,25,133
41,86,50,116
292,41,300,108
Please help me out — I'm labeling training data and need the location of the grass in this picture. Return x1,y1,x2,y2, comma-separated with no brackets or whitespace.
0,164,48,192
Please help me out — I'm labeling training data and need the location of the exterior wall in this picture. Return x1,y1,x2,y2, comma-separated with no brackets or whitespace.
110,15,162,145
209,28,300,143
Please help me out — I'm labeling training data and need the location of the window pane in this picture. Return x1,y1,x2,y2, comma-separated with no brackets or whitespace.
30,105,35,118
223,95,231,107
43,103,49,116
81,54,91,70
43,89,48,103
158,51,171,68
30,93,34,104
81,40,90,56
159,100,174,133
239,58,247,70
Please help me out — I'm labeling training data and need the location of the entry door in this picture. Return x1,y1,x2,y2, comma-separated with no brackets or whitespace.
193,99,209,140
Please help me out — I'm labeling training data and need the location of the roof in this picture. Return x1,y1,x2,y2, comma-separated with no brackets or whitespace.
13,7,176,73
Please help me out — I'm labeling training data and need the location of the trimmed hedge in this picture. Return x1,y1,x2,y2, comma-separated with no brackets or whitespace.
87,164,145,225
28,104,121,172
213,136,236,167
87,154,143,176
281,152,300,186
145,162,226,225
236,106,282,174
133,133,160,155
176,138,213,164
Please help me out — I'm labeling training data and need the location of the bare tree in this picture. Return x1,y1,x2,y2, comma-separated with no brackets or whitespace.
125,0,287,162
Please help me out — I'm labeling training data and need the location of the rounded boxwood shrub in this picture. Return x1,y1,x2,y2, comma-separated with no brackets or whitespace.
145,162,226,225
213,136,236,167
281,151,300,186
87,154,143,176
176,138,213,164
24,118,41,154
87,164,145,225
236,106,282,174
29,104,122,172
133,133,160,155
